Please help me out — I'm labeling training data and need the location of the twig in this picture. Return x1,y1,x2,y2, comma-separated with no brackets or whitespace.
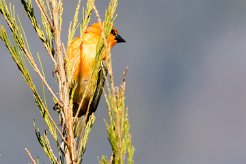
25,148,36,164
43,105,68,145
43,130,60,163
24,45,63,107
34,0,57,65
21,0,57,65
51,0,75,163
35,0,54,32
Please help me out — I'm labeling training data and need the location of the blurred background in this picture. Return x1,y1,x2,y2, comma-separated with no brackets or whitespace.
1,0,246,163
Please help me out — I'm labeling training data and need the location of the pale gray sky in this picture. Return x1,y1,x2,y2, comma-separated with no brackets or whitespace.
1,0,246,163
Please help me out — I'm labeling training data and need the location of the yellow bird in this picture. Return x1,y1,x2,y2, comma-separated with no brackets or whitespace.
66,22,125,117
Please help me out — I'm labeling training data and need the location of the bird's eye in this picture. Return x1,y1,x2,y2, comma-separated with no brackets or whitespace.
111,29,116,36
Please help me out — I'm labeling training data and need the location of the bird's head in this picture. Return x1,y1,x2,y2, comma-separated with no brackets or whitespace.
85,22,126,48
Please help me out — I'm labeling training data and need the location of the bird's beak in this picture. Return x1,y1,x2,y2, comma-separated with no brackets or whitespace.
115,34,126,43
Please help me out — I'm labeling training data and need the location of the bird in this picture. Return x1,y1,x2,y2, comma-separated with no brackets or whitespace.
66,22,126,119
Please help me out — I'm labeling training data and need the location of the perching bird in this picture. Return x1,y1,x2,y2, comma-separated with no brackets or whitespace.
66,22,125,119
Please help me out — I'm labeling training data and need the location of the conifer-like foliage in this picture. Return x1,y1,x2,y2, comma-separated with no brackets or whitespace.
0,0,134,163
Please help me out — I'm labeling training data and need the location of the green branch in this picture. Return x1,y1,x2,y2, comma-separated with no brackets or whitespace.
0,0,134,163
